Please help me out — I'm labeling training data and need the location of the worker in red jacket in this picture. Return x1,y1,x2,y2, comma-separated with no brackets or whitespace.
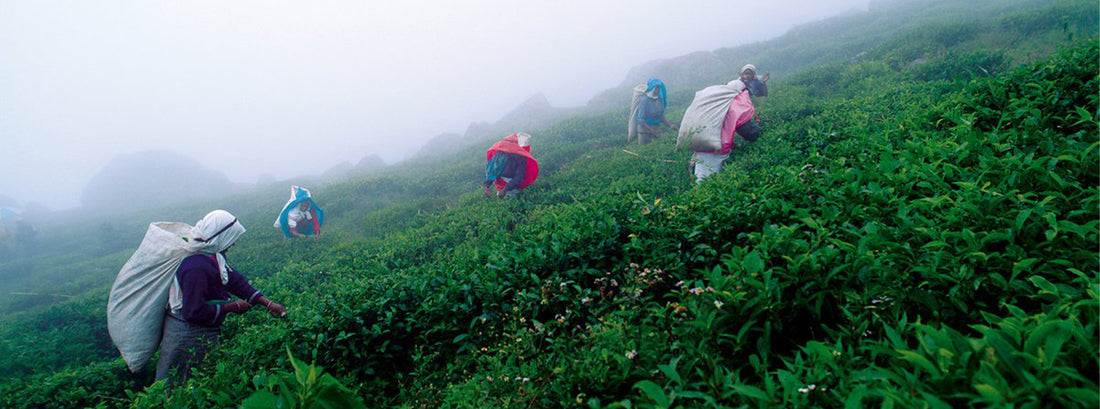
484,133,539,199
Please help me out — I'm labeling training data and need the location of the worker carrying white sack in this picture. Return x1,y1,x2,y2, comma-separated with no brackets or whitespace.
107,210,287,387
676,79,763,183
628,78,677,145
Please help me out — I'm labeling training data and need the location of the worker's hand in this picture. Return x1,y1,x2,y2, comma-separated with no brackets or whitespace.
223,300,252,314
762,73,770,83
256,296,288,318
265,302,287,318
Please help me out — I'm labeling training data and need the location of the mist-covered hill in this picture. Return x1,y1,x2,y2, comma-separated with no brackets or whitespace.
588,0,1097,111
0,0,1096,407
80,150,240,213
414,93,579,160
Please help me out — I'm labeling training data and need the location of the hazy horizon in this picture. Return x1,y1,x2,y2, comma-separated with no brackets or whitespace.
1,1,868,210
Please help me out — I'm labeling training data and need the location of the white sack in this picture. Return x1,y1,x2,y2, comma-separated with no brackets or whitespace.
677,81,745,151
107,222,202,372
627,84,647,142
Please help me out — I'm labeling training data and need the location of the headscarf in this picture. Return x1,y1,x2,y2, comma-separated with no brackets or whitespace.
740,64,756,76
516,132,532,147
646,78,667,109
191,210,245,284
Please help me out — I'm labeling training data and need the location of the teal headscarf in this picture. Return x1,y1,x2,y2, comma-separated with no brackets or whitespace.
646,78,667,109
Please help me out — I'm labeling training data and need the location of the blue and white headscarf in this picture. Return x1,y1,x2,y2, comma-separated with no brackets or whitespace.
273,185,325,238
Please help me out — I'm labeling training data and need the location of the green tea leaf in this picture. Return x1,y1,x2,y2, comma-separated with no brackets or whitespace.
744,250,765,275
973,384,1004,403
634,381,671,408
239,390,280,409
732,384,770,401
1028,276,1058,295
897,350,939,375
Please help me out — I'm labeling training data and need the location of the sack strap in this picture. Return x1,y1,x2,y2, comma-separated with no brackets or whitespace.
195,219,237,243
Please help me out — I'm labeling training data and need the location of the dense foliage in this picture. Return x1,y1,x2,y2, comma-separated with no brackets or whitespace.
0,1,1095,407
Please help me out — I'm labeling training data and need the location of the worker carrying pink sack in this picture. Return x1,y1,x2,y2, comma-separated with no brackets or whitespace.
677,79,764,183
484,133,539,199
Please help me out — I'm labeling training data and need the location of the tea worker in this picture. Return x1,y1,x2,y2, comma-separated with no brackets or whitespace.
484,133,540,199
739,64,769,99
634,78,677,144
156,210,287,386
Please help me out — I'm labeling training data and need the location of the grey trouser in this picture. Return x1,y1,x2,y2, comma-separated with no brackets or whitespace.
154,313,221,387
691,152,730,184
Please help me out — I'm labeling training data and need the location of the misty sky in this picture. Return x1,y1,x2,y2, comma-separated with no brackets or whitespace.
1,0,867,210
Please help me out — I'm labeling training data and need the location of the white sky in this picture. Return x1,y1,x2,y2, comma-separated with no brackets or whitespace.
1,0,867,210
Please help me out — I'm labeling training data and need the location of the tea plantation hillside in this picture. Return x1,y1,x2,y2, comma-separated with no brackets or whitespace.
0,1,1096,408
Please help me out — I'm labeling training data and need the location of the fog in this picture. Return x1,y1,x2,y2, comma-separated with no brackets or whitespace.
1,0,867,210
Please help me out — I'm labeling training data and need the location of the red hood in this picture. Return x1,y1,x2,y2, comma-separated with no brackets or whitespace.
487,134,540,190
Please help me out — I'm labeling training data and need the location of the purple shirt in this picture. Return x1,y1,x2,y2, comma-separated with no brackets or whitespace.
176,254,261,326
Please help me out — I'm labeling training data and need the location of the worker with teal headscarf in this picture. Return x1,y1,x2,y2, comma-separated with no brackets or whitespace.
634,78,677,145
273,186,325,239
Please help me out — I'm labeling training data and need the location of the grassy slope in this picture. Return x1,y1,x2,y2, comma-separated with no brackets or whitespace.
0,0,1096,407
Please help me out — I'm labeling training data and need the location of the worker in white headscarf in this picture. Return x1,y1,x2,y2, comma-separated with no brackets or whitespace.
739,64,769,99
157,210,287,387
